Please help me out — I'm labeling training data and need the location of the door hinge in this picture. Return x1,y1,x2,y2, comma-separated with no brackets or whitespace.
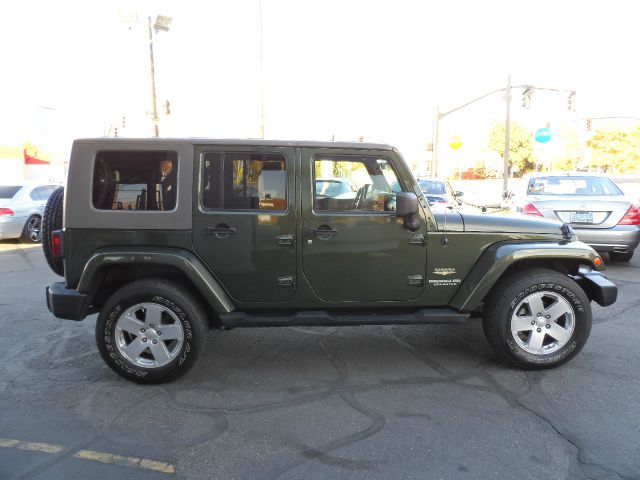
407,275,424,287
277,276,295,288
276,234,295,246
409,233,425,246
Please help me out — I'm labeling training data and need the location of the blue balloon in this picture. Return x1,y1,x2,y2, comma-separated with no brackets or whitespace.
534,127,552,143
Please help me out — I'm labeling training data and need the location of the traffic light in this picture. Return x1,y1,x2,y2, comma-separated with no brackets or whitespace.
121,116,126,128
586,118,592,131
522,87,533,109
163,100,171,115
568,91,576,111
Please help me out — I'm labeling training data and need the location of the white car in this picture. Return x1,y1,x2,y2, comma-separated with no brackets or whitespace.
0,184,60,243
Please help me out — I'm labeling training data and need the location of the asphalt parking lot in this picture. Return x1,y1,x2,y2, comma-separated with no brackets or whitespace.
1,241,639,480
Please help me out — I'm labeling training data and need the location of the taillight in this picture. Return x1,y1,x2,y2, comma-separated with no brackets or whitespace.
521,202,543,216
0,208,14,216
51,230,62,258
618,205,640,225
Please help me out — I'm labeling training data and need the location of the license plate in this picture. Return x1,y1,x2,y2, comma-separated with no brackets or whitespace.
570,211,593,223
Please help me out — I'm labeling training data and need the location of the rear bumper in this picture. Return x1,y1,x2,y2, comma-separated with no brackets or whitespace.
574,226,640,253
0,216,25,239
46,282,91,321
572,269,618,307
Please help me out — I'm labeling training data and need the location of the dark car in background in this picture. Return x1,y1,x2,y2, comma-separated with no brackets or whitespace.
506,173,640,261
0,184,59,243
417,177,464,208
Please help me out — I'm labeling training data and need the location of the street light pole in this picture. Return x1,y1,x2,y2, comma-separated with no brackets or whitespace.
503,74,511,193
432,106,440,176
147,16,160,138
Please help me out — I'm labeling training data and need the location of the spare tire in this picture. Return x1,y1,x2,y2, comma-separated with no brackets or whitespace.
42,186,64,276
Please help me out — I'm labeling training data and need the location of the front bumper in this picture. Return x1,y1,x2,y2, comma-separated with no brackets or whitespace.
46,282,91,321
572,269,618,307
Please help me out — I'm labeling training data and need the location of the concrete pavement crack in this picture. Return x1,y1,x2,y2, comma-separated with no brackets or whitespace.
481,371,636,480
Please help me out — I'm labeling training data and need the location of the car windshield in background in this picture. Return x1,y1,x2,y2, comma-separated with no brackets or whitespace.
315,180,355,197
527,176,623,196
419,180,446,194
0,186,21,199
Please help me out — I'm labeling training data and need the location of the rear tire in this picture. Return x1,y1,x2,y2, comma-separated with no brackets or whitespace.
609,251,633,262
483,268,591,369
20,215,41,243
42,187,64,276
95,278,208,384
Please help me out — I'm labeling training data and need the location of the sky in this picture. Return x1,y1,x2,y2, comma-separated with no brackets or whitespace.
1,0,639,173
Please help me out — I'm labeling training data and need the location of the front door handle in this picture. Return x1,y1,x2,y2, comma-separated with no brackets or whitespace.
204,224,237,238
308,227,339,238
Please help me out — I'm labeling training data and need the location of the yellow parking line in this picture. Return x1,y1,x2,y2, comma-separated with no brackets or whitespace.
0,438,175,474
0,438,64,454
74,449,175,474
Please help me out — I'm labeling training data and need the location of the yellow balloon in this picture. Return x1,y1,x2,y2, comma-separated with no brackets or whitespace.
449,136,462,150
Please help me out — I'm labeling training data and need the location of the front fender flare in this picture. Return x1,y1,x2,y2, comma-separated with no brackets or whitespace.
449,240,603,312
77,247,235,314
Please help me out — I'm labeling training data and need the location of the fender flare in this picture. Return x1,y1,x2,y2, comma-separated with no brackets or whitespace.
449,240,603,312
77,247,235,314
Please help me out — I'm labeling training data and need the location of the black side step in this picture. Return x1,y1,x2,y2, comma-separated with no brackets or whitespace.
219,309,469,329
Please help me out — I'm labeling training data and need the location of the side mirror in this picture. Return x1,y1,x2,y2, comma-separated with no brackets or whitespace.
502,190,513,199
454,191,464,197
395,192,419,217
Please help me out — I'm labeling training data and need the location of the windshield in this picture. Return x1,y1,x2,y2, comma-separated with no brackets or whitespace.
527,176,623,196
419,180,446,195
315,180,355,196
0,186,21,199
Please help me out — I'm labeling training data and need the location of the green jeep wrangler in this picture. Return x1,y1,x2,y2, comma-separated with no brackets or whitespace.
43,139,617,383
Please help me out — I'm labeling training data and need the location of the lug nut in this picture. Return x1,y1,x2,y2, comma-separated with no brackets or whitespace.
142,338,147,343
157,330,161,335
537,328,542,333
545,315,550,319
546,324,551,329
140,328,145,333
531,321,535,325
152,339,157,344
149,324,154,328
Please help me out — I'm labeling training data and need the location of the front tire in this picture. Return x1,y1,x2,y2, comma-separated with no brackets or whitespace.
96,279,208,384
483,268,591,369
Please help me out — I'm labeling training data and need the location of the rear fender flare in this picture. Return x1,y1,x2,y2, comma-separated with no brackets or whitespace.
77,247,234,314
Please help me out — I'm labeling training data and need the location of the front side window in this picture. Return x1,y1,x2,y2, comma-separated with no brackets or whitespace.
202,152,286,211
313,156,401,212
92,151,177,211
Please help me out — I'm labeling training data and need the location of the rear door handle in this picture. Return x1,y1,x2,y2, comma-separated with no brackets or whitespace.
204,224,237,238
308,227,339,238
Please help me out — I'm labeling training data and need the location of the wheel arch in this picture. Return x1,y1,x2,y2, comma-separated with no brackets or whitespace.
78,247,234,323
449,241,604,312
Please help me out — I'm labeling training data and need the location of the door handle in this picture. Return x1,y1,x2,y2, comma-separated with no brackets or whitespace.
204,224,237,238
308,227,339,238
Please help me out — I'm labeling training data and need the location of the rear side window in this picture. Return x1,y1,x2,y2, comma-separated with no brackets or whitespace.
202,152,286,211
0,186,21,199
92,151,178,211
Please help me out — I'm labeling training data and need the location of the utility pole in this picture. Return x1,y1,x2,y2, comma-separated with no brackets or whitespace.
258,0,265,139
503,74,511,193
148,16,160,138
431,106,440,176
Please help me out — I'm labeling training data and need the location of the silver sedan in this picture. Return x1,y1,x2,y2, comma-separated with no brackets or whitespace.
0,184,60,243
506,173,640,261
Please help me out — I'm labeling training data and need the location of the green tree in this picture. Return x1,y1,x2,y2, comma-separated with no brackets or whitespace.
487,121,536,177
587,126,640,173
